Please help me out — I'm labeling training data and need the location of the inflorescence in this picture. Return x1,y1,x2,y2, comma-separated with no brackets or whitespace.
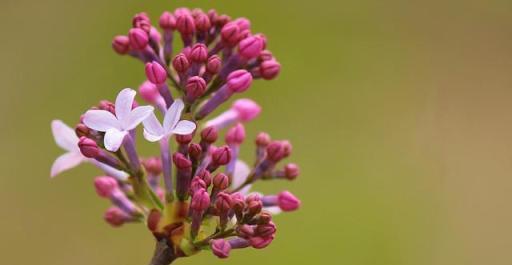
51,7,300,263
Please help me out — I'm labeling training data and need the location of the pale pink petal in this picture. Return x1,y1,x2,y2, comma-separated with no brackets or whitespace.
115,88,136,123
171,120,196,135
264,206,282,215
123,105,154,130
51,120,79,152
163,99,184,133
232,160,251,191
50,152,85,178
104,128,127,152
83,110,120,132
143,129,164,142
142,113,164,141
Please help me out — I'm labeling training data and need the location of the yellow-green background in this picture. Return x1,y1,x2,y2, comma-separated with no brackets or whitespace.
1,0,511,264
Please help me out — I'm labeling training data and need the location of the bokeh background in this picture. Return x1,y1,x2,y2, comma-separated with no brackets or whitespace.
1,0,511,264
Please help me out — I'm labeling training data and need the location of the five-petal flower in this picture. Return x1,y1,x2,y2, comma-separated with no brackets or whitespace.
143,99,196,142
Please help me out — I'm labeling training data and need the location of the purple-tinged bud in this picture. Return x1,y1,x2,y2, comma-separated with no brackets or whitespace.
213,173,230,190
104,207,129,227
266,141,285,162
215,192,232,213
212,146,232,166
255,222,276,238
221,22,240,46
258,50,273,62
112,35,130,55
207,9,218,24
255,132,271,147
206,55,221,74
281,140,292,158
190,176,207,193
258,211,273,225
190,43,208,63
145,62,167,85
234,17,251,31
172,153,192,169
227,70,253,93
174,7,191,17
75,123,90,138
239,29,251,40
98,100,115,114
250,236,274,249
138,81,160,103
135,20,152,34
246,193,262,204
191,188,210,211
149,27,161,43
278,191,301,212
211,239,231,259
238,36,264,59
232,99,261,122
78,137,100,158
172,53,190,73
260,59,281,80
226,123,246,145
194,13,211,32
128,28,149,50
188,143,202,161
237,225,254,238
216,14,231,27
94,176,118,198
159,11,176,30
175,134,193,145
197,170,212,186
176,13,195,35
284,163,299,180
254,33,268,49
186,76,207,99
132,12,150,26
247,200,263,216
142,157,162,176
200,126,218,144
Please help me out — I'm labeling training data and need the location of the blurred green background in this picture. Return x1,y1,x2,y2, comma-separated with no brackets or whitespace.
1,0,511,264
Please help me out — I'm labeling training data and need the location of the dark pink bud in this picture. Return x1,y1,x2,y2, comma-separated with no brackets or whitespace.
255,222,276,238
98,100,115,114
238,36,264,59
254,33,267,49
250,236,274,249
237,224,254,238
211,239,231,259
246,193,262,204
75,123,90,138
175,133,193,145
135,19,152,33
227,70,253,93
258,211,273,225
174,7,191,17
128,28,149,50
172,153,192,169
112,35,130,55
255,132,271,147
281,140,292,157
186,76,207,99
225,123,246,145
78,137,100,158
215,192,232,213
221,22,240,46
260,59,281,80
284,163,299,180
194,12,211,31
191,188,210,211
206,55,221,74
213,173,230,190
188,143,202,161
266,141,285,162
142,157,162,176
172,53,190,73
212,146,231,166
149,27,161,43
145,62,167,85
233,17,251,31
190,43,208,63
138,81,160,103
277,191,301,212
247,200,263,216
197,170,212,186
190,177,207,193
176,13,195,35
159,11,176,30
104,207,128,227
132,12,150,26
200,126,218,143
207,9,218,25
216,14,231,27
258,50,273,61
232,99,261,122
94,176,118,198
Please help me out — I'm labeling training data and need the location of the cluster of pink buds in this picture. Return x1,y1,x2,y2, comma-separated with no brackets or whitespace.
51,7,298,264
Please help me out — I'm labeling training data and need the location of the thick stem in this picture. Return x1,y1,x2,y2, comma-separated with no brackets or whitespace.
149,240,177,265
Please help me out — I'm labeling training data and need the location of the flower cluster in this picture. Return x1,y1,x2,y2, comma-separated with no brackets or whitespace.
51,7,299,263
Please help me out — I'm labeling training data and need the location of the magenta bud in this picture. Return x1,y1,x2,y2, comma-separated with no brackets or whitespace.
149,27,161,43
128,28,149,50
260,59,281,80
258,50,273,61
215,192,232,213
227,70,253,93
188,143,202,161
232,99,261,122
172,53,190,73
211,239,231,259
186,76,207,99
94,176,118,198
195,13,211,31
197,170,212,186
190,43,208,62
278,191,301,212
247,200,263,216
266,141,285,162
284,163,299,180
145,62,167,85
138,81,160,103
233,17,251,31
78,136,100,158
238,36,264,59
258,211,273,225
221,22,240,46
112,35,130,55
104,207,128,227
159,11,176,30
75,123,90,138
226,123,246,145
255,132,271,147
254,33,267,49
190,177,207,193
213,173,230,190
250,236,274,249
206,55,221,74
200,126,218,143
216,14,231,27
212,146,232,166
98,100,115,114
191,188,210,211
255,222,276,238
132,12,150,26
172,153,192,169
175,133,193,145
176,13,195,35
281,140,292,157
174,7,191,17
237,224,254,238
142,157,162,176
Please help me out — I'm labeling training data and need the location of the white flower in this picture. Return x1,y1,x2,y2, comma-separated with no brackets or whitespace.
83,88,154,151
50,120,87,178
142,99,196,142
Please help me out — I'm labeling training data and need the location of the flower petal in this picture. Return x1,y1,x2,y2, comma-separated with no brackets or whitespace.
143,129,164,142
264,206,282,215
142,112,164,141
171,120,196,135
104,128,127,152
163,99,184,133
232,160,250,190
83,110,120,132
115,88,136,123
51,120,79,152
50,152,85,178
123,105,154,130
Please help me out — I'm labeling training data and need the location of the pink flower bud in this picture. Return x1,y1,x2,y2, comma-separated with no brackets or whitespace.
197,170,212,186
186,76,207,99
194,13,211,31
191,188,210,211
190,177,207,193
281,140,292,157
247,200,263,216
112,35,130,55
98,100,115,114
255,132,271,146
142,157,162,176
145,62,167,85
78,137,100,158
172,153,192,169
258,211,273,225
266,141,285,162
149,27,161,43
232,99,261,122
132,12,150,26
216,14,231,27
215,192,232,213
277,191,301,212
237,224,254,238
221,22,240,46
284,163,299,180
258,50,273,61
174,7,191,17
233,17,251,31
190,43,208,63
211,239,231,259
159,11,176,30
238,35,264,59
226,123,246,145
249,236,274,249
206,55,221,74
254,33,267,49
200,126,218,143
75,123,90,138
175,133,193,145
260,59,281,80
188,143,202,161
255,222,276,238
176,13,195,35
212,146,232,166
128,28,149,50
138,81,160,103
104,207,128,227
172,53,190,73
213,173,230,190
227,70,253,93
94,176,118,198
